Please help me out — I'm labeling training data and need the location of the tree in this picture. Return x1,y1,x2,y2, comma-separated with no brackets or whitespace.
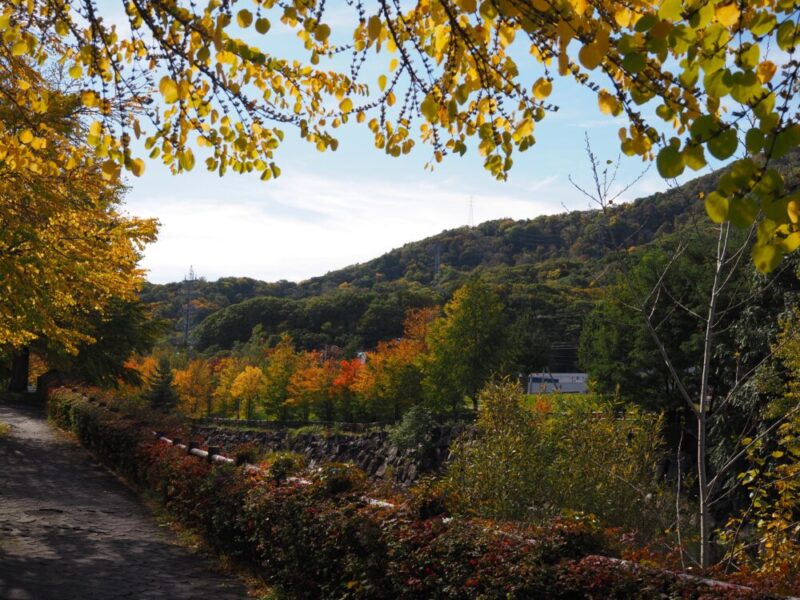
230,365,267,420
262,333,299,420
573,142,800,567
173,358,216,416
0,54,157,389
331,358,365,422
423,279,505,411
144,357,179,413
288,352,337,421
212,356,246,418
2,1,797,271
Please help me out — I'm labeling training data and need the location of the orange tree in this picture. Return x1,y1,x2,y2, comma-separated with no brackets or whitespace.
1,0,797,271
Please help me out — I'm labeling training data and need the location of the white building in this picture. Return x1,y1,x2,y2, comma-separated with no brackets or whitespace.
526,372,588,394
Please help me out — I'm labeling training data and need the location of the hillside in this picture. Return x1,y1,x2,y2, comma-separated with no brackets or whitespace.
141,151,800,369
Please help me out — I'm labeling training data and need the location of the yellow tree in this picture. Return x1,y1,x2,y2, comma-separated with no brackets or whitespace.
353,309,434,420
230,365,267,420
172,359,215,416
1,1,797,272
287,351,337,421
212,356,245,417
263,333,299,420
0,49,157,390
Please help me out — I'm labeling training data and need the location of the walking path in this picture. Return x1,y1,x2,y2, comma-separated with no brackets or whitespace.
0,400,249,600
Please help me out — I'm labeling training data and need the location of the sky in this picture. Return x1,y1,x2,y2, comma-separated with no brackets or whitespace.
120,6,681,285
126,88,673,285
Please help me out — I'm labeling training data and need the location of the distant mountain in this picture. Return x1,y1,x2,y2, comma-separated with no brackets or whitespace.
141,150,800,370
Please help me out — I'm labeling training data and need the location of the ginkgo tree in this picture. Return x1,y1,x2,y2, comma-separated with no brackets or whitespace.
0,47,157,390
1,0,798,272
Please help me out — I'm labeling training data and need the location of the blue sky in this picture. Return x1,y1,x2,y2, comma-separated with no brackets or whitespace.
119,6,685,285
125,84,672,284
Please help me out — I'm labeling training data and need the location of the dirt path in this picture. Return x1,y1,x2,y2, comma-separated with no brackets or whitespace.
0,401,250,600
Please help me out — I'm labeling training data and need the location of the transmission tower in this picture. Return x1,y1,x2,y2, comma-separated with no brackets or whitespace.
183,265,196,353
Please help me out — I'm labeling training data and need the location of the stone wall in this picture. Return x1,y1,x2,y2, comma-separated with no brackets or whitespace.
191,423,472,486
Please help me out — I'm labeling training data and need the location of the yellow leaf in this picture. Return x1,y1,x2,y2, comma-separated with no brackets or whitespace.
89,121,103,136
757,61,777,84
101,160,119,179
421,94,439,122
159,76,179,104
789,199,800,224
533,77,552,100
81,91,98,108
12,40,27,56
19,129,34,144
129,158,146,177
457,0,478,10
705,191,729,223
378,74,387,92
314,24,331,42
614,8,633,27
597,90,620,115
514,118,534,139
69,64,83,79
179,149,195,171
339,98,353,113
715,3,740,27
368,15,381,41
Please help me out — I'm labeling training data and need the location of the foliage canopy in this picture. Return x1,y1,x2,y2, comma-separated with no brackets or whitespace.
2,0,798,271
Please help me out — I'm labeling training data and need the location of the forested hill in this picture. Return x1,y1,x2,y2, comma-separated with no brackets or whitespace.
141,150,799,365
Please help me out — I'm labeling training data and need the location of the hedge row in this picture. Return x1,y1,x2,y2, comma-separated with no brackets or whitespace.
48,388,769,599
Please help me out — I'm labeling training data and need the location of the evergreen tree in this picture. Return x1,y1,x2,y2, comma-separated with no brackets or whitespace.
144,357,179,413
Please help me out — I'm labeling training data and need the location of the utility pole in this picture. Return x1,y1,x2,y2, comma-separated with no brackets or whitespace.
183,265,196,354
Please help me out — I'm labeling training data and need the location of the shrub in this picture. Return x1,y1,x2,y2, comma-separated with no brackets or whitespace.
388,404,435,454
265,452,305,482
47,386,770,599
446,381,671,537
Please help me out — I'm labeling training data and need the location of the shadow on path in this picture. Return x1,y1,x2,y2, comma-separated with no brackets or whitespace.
0,400,249,600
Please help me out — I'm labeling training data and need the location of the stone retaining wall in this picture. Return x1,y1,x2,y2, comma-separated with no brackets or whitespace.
191,423,471,485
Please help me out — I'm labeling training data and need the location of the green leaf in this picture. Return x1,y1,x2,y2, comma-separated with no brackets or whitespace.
690,115,718,141
255,18,271,34
707,128,738,160
728,195,758,228
656,145,685,178
237,9,253,28
777,20,798,51
421,94,439,122
745,128,764,154
622,52,646,73
684,144,707,170
772,125,800,159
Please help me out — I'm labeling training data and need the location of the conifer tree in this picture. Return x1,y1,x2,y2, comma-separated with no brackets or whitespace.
144,358,179,413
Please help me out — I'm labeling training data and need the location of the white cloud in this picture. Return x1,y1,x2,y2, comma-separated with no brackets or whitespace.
126,169,565,284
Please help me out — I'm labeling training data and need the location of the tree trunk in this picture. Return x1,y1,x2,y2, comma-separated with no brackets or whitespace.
697,411,711,568
696,223,727,568
8,347,30,392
